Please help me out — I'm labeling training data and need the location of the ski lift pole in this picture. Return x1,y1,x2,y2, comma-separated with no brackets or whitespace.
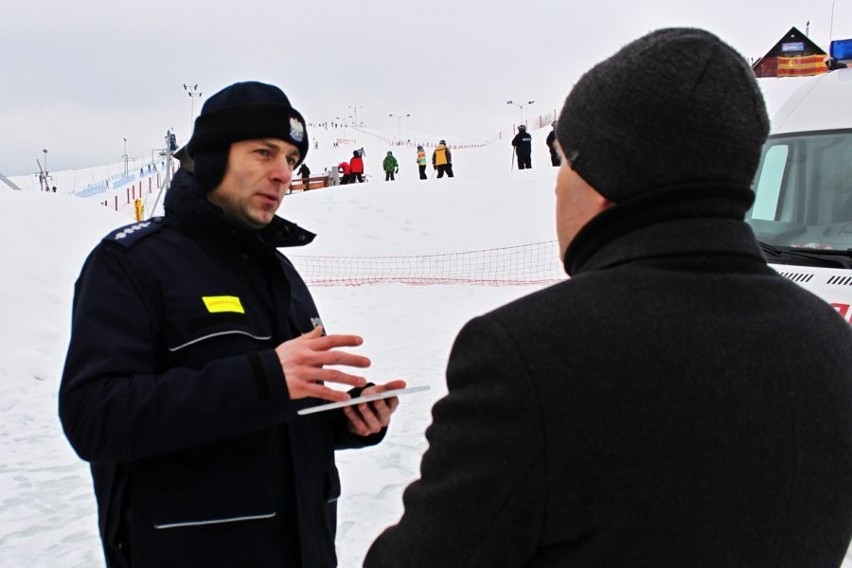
149,159,171,219
149,131,175,218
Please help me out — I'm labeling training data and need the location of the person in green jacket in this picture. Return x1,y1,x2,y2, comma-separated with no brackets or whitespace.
383,150,399,181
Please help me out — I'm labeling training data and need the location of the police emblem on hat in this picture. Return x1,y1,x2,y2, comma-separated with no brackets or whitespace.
290,117,305,143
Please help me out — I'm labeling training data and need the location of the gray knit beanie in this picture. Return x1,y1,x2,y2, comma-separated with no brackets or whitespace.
556,28,769,203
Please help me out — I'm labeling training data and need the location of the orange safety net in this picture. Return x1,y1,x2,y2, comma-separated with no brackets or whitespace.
288,241,566,287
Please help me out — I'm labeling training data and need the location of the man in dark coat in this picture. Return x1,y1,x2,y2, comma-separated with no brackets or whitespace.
365,29,852,567
511,124,532,169
545,120,559,166
297,162,311,189
59,81,405,568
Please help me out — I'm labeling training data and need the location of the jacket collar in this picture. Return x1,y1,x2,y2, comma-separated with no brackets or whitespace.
164,168,315,249
563,183,764,276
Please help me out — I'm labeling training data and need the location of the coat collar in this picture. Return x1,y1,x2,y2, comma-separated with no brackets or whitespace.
564,183,764,276
164,168,315,249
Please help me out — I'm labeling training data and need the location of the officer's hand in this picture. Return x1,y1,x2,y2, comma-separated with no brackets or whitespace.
343,379,406,436
275,326,370,402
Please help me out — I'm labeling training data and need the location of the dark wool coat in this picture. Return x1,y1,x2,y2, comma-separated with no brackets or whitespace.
60,169,384,568
365,185,852,567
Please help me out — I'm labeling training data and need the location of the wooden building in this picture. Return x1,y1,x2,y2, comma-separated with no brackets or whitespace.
752,27,828,78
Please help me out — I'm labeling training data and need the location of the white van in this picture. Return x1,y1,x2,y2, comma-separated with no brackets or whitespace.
750,63,852,323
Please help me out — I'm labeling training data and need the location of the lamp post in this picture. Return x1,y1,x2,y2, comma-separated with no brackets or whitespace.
348,103,363,126
389,113,410,144
123,137,128,177
41,148,48,192
507,99,535,126
183,83,202,134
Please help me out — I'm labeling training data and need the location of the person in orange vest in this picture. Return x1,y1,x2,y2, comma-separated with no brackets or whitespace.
350,150,365,183
432,140,454,178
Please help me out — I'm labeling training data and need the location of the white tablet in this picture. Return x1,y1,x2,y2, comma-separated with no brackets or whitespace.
296,385,431,416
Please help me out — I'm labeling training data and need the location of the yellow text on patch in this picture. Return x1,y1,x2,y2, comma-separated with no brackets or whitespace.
202,295,245,314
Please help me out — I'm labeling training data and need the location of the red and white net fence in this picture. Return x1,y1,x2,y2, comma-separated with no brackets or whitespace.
288,241,566,287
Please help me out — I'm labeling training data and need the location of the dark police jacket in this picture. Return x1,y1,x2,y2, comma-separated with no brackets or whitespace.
60,169,383,567
366,185,852,567
511,131,532,155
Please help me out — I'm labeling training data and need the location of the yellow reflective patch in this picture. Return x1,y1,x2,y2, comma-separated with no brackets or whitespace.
202,296,245,314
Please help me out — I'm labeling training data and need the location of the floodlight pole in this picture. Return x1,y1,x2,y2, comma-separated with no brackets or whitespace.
149,129,175,219
183,83,202,135
507,99,535,126
389,113,410,143
349,103,363,126
123,137,128,177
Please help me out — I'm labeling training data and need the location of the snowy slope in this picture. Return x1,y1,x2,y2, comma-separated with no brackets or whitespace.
1,123,850,566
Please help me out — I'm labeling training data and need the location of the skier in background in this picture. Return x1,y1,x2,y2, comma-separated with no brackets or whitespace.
350,150,365,183
383,151,399,181
545,121,559,166
432,140,454,178
297,163,311,189
511,124,533,169
416,145,428,180
338,160,351,185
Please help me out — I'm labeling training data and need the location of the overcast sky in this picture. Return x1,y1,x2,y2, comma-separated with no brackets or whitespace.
2,0,850,176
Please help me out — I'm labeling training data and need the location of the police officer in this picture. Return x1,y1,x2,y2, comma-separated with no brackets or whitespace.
59,81,405,568
511,124,533,169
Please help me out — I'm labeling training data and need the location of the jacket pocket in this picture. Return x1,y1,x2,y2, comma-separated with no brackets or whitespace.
147,438,278,530
166,312,271,353
325,465,341,503
163,312,273,369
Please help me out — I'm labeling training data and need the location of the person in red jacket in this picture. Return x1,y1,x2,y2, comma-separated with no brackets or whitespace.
338,160,351,184
349,150,365,183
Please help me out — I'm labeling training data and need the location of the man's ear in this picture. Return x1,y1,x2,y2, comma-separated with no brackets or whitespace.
590,187,613,213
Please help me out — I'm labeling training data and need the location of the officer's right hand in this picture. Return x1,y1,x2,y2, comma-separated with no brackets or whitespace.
274,326,370,402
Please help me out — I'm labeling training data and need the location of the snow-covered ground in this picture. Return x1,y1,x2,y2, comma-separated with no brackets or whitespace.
2,121,850,566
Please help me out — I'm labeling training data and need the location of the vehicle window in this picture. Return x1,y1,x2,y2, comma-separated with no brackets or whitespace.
747,130,852,249
752,145,788,220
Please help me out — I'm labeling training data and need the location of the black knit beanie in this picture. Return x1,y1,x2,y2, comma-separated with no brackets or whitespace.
186,81,309,190
556,28,769,203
